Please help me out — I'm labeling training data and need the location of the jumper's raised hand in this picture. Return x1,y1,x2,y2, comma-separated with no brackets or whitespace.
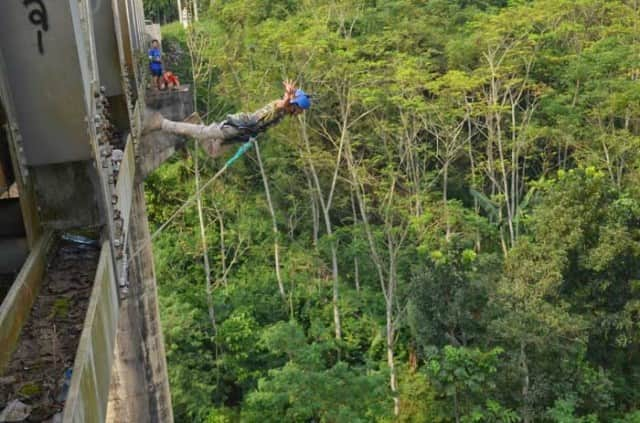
283,79,297,102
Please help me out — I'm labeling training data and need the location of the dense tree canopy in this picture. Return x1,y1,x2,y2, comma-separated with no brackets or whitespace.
145,0,640,421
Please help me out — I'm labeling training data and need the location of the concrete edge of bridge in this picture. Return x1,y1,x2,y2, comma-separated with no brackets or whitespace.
0,230,54,372
63,242,119,423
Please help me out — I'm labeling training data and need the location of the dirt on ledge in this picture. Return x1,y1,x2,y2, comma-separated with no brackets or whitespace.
0,237,100,422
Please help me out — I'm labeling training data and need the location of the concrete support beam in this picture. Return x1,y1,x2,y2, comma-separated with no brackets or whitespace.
0,231,53,372
63,242,119,423
0,1,96,165
0,52,41,247
114,0,135,77
92,0,123,97
7,131,41,247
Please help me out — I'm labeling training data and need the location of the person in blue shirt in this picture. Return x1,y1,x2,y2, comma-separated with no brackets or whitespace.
148,40,163,90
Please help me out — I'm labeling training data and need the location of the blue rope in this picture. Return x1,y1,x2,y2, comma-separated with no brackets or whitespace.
225,138,255,167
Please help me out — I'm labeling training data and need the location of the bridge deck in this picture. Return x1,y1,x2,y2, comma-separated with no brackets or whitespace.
0,236,99,421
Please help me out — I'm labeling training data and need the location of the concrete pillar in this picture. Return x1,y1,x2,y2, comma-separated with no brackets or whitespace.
0,1,96,165
92,0,124,98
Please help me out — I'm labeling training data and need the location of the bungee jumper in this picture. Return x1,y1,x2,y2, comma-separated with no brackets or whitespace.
129,80,311,261
143,80,311,159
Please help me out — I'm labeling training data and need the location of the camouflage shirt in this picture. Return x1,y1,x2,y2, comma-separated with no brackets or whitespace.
222,101,287,141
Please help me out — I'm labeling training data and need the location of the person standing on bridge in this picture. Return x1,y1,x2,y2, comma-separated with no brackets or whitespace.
148,40,164,90
143,80,312,158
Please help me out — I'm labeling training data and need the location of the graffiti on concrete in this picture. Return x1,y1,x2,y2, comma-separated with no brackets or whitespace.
23,0,49,55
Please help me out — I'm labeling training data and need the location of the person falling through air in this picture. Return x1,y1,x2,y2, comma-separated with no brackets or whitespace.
148,39,163,90
143,80,312,158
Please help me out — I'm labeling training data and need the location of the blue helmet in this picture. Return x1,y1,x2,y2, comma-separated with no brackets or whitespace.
290,89,311,109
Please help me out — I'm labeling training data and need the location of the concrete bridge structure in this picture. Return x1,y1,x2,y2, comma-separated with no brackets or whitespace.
0,1,189,421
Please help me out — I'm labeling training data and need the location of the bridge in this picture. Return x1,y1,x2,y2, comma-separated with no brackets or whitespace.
0,1,189,421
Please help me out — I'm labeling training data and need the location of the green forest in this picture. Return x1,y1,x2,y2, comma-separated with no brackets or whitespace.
143,0,640,421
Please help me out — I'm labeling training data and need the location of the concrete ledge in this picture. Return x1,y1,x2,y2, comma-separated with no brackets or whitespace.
115,139,136,233
144,85,193,121
138,86,194,179
0,230,54,372
63,242,119,423
138,130,185,180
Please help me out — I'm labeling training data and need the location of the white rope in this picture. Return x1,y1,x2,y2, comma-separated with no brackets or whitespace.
127,138,256,264
127,162,230,264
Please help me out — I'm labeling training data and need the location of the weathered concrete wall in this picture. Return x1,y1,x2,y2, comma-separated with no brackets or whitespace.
139,87,194,179
31,161,103,230
0,1,95,165
63,242,119,423
106,183,173,423
92,0,124,98
0,231,53,371
138,130,186,179
145,86,194,118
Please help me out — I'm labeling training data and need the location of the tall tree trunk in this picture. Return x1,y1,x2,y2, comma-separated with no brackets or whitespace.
386,266,399,417
443,160,451,242
345,136,401,416
467,117,481,252
304,168,320,247
255,142,287,303
520,340,531,423
313,174,341,342
212,204,228,287
194,151,216,333
300,122,342,342
350,189,360,292
330,242,342,342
